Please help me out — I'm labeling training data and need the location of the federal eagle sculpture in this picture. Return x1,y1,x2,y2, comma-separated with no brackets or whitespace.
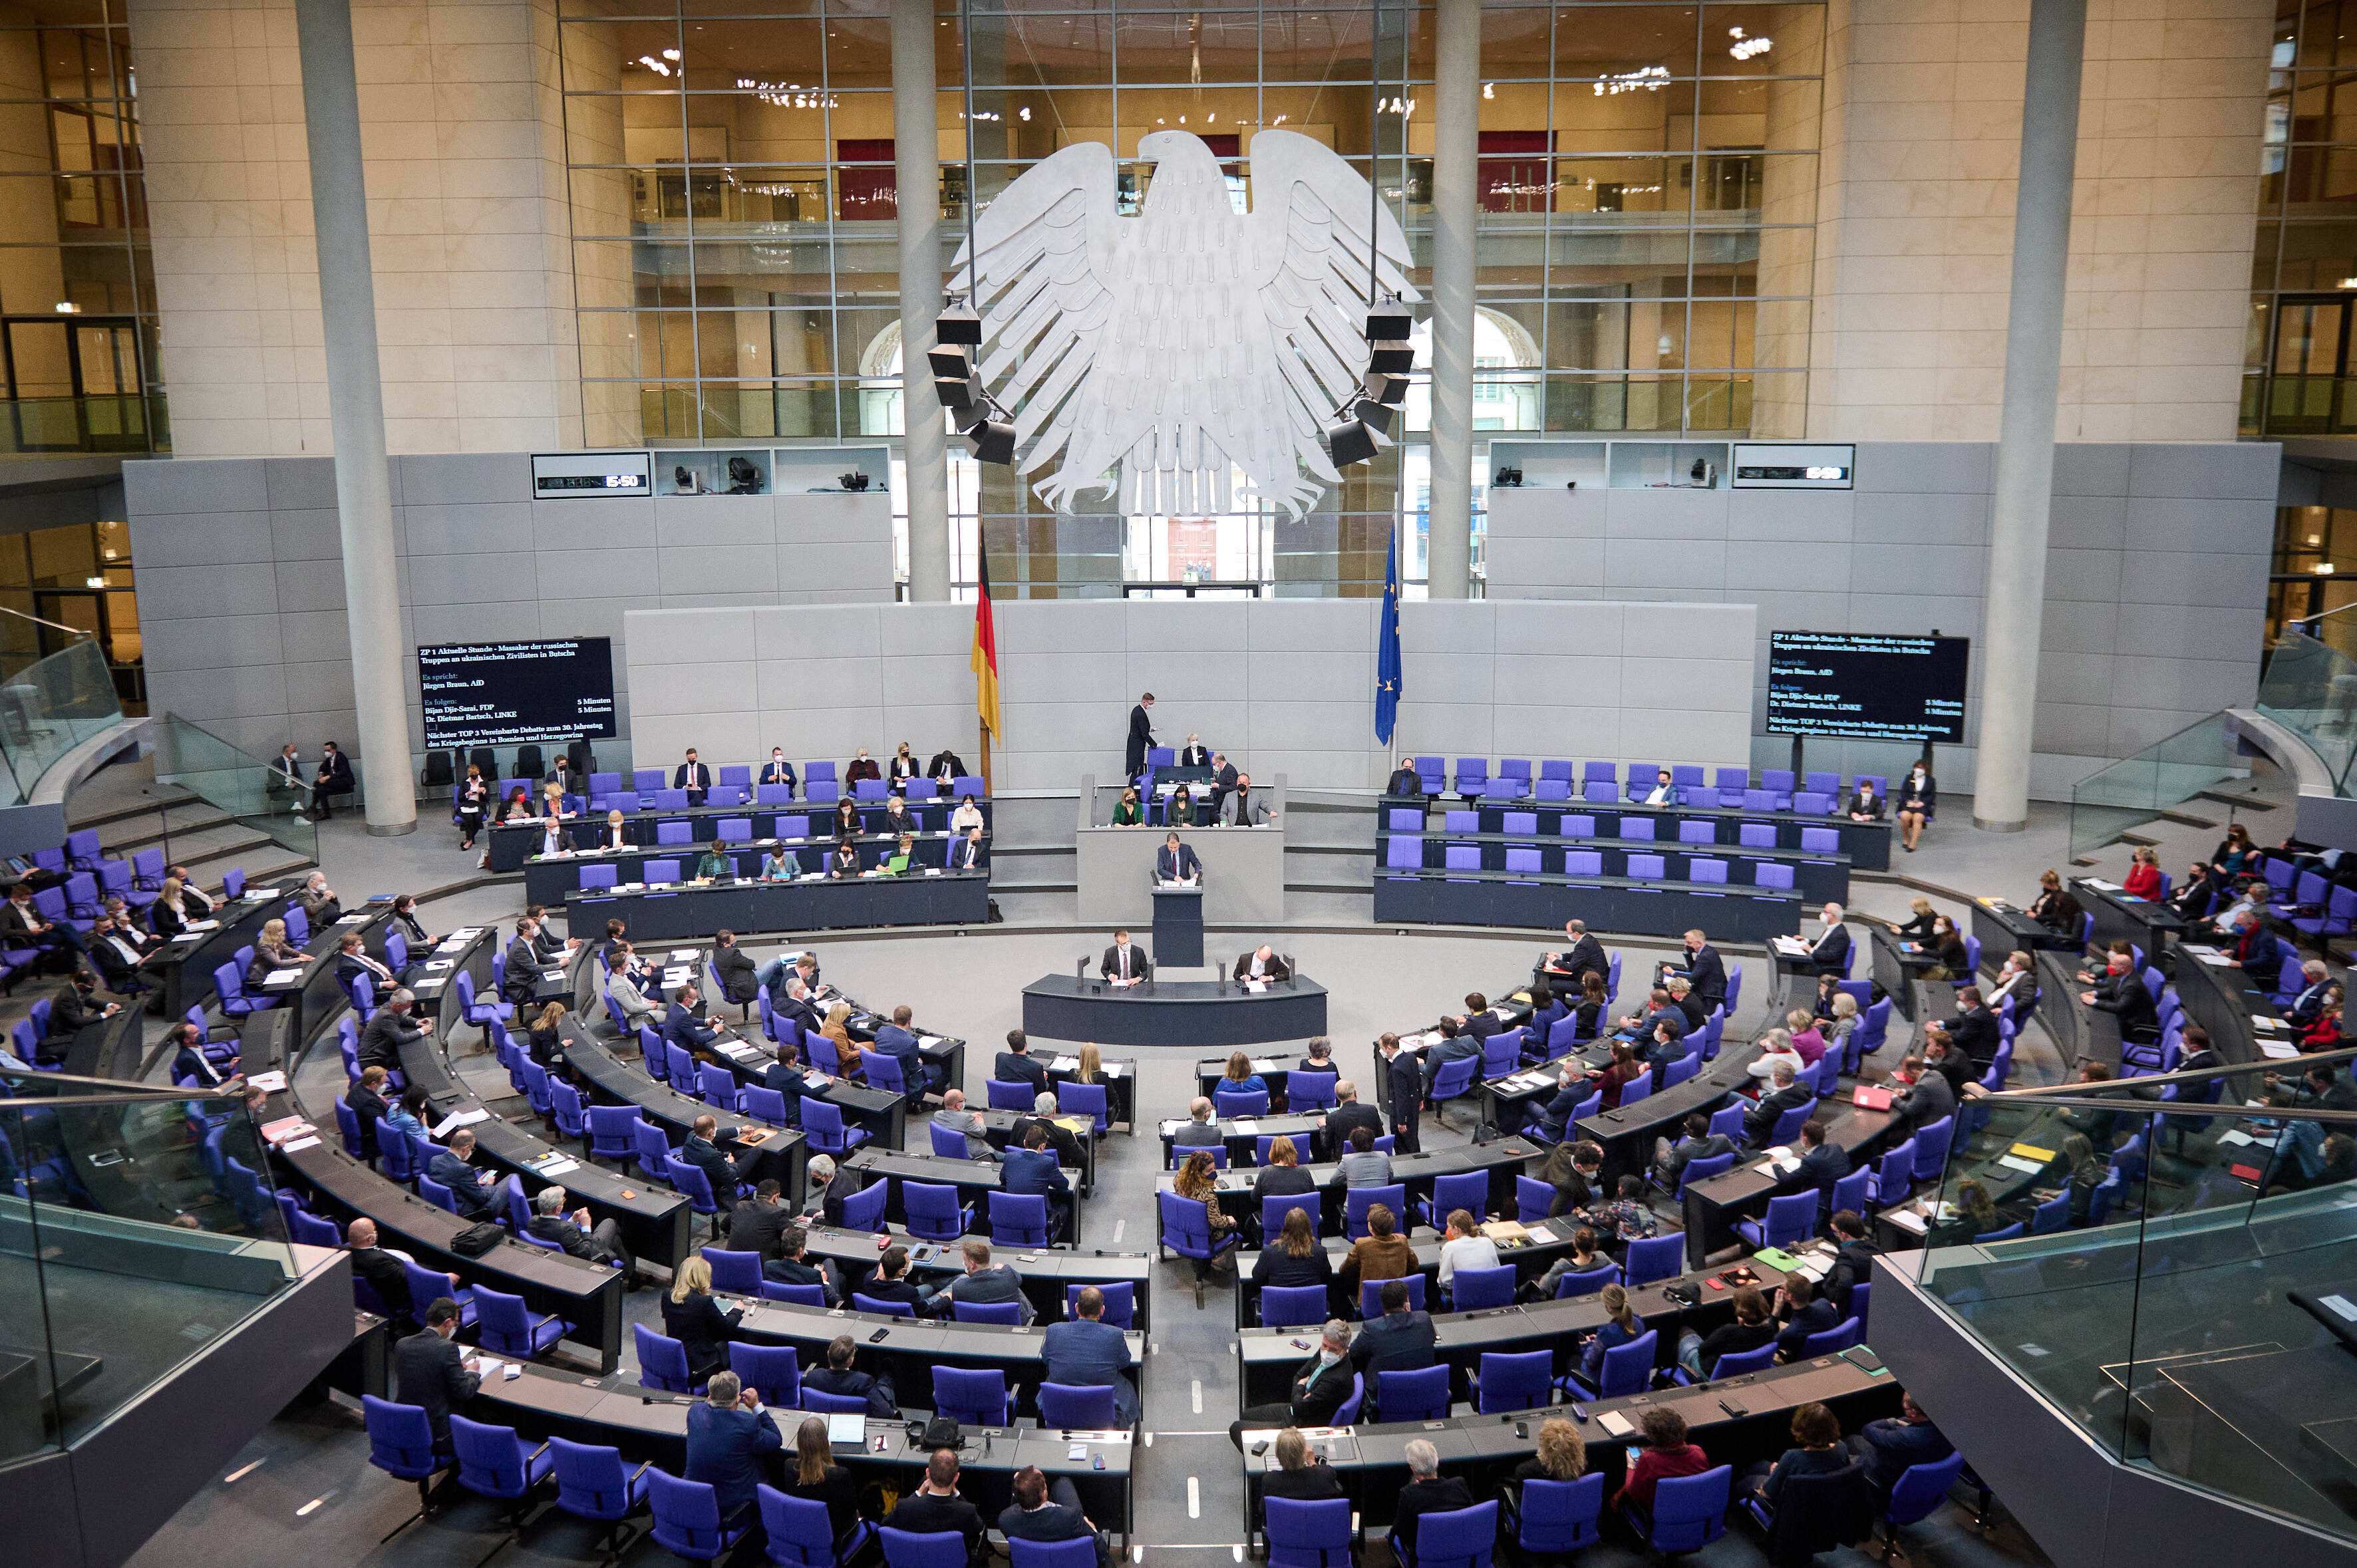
952,128,1419,520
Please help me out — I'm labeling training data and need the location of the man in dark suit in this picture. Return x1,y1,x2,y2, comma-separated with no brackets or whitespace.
335,933,396,1000
728,1180,796,1263
710,930,759,1007
1207,753,1239,818
1419,1020,1484,1098
1233,945,1289,983
1015,1091,1086,1170
663,986,720,1056
1889,1053,1957,1134
858,1246,927,1311
1001,1124,1073,1242
1000,1465,1114,1568
995,1029,1048,1091
1947,988,2004,1062
1541,919,1609,999
527,1183,637,1279
887,1450,987,1565
1856,1393,1953,1497
1325,1080,1384,1152
758,1044,805,1126
760,748,798,792
1100,931,1150,985
677,1114,742,1205
919,1238,1036,1324
674,747,712,806
268,743,305,809
928,747,968,782
1782,1118,1849,1199
170,1020,235,1086
1674,929,1728,1012
311,740,354,820
1124,695,1156,780
393,1297,480,1455
871,1004,937,1095
762,1225,840,1305
1527,1061,1596,1144
1824,1210,1881,1316
346,1216,440,1331
1041,1285,1136,1426
1390,1439,1474,1568
345,1066,392,1157
1385,756,1422,797
1743,1062,1816,1146
2232,910,2285,987
41,967,120,1061
1809,903,1853,975
2081,955,2158,1044
1651,1110,1734,1189
429,1127,502,1218
502,919,543,1007
357,988,432,1072
805,1333,899,1418
1380,1033,1422,1154
1350,1279,1437,1418
1156,833,1202,884
951,826,989,871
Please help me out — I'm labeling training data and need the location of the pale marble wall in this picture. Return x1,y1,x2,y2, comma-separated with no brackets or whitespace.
129,0,581,456
1806,0,2273,444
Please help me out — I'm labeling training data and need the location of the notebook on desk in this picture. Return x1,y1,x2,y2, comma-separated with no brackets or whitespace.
1851,1084,1893,1110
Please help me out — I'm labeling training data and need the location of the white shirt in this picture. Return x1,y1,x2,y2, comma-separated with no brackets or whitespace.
1438,1231,1500,1286
1645,783,1672,805
1113,945,1134,979
1249,954,1265,977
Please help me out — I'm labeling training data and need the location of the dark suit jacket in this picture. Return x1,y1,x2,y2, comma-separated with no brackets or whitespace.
677,1135,740,1201
315,750,355,797
1385,766,1422,796
1392,1476,1474,1560
1810,924,1853,973
1267,1464,1348,1502
805,1364,899,1419
995,1050,1047,1089
1384,1051,1422,1130
1328,1101,1385,1150
1233,951,1291,983
351,1245,414,1324
1786,1140,1850,1196
1291,1352,1356,1426
760,760,798,787
727,1199,795,1261
1101,943,1151,982
999,1502,1106,1568
712,946,758,1005
430,1150,500,1215
663,1291,743,1378
1684,945,1728,1007
887,1491,986,1564
2090,975,2159,1041
1744,1083,1817,1143
502,937,540,1003
1126,705,1154,768
1892,1070,1957,1134
1350,1309,1438,1386
393,1329,479,1448
345,1082,389,1154
1157,844,1202,881
662,1001,718,1054
1013,1114,1084,1169
684,1401,780,1519
1948,1006,2002,1062
674,762,712,792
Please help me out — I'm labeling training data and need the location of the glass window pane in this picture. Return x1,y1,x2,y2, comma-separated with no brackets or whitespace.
1552,6,1700,77
1554,80,1701,155
1700,3,1824,78
675,18,824,88
1551,155,1680,217
1481,8,1555,80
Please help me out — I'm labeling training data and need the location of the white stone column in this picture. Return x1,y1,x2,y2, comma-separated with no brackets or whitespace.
895,0,951,603
1425,0,1479,599
1972,0,2087,830
293,0,414,834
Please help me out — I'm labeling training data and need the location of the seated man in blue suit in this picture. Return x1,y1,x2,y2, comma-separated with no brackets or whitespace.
1155,832,1201,885
663,983,721,1057
802,1332,897,1417
428,1128,502,1219
1041,1285,1136,1426
871,1003,940,1096
999,1464,1115,1568
1001,1124,1073,1243
760,1042,806,1126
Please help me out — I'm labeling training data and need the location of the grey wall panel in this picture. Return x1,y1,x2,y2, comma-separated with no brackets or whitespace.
137,562,284,618
129,510,276,567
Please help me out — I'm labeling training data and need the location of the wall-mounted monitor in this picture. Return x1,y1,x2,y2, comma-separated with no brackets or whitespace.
419,637,617,750
1767,631,1968,743
1732,442,1855,489
532,450,651,497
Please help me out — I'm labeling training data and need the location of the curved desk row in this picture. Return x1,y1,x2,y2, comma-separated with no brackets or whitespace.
464,1368,1134,1538
1238,1349,1902,1533
1680,1095,1901,1269
564,872,991,944
795,1222,1156,1332
1378,829,1849,905
1155,1137,1544,1233
1233,1246,1804,1408
2071,877,2187,959
1232,1213,1593,1332
556,1018,808,1198
256,1009,633,1372
488,797,998,872
1387,797,1891,871
526,832,989,906
1375,869,1802,942
393,1034,695,1270
840,1148,1086,1247
250,899,401,1046
1021,974,1329,1049
1575,1042,1768,1191
136,882,296,1020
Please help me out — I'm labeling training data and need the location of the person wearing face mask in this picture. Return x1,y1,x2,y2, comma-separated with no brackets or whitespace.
927,745,967,782
760,748,798,795
887,742,919,794
844,748,881,786
1896,760,1935,852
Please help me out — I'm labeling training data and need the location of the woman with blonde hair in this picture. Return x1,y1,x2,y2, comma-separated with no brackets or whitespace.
1221,1050,1267,1096
599,806,631,852
822,1001,864,1082
1575,1284,1642,1384
1512,1416,1591,1487
1073,1042,1103,1084
661,1254,744,1378
784,1414,859,1537
245,913,301,982
150,875,194,941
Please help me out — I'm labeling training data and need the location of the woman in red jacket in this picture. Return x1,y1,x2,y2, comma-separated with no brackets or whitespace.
1613,1406,1712,1512
2123,846,2162,901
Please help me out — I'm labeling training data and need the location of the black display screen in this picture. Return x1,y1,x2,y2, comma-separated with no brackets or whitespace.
1766,631,1969,743
418,638,617,750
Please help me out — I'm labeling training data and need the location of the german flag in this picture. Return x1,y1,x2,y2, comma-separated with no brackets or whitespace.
971,544,1001,740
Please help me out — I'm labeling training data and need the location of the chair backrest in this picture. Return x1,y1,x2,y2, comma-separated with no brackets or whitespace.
1410,1501,1498,1568
1802,1316,1861,1356
1517,1475,1605,1554
1376,1363,1451,1421
1646,1465,1733,1553
1476,1349,1552,1413
1913,1116,1955,1181
1714,1341,1778,1376
362,1395,440,1480
1346,1183,1407,1239
1887,1451,1970,1527
1036,1382,1116,1428
883,1528,976,1568
1266,1496,1353,1568
931,1366,1008,1426
1622,1233,1684,1287
1361,1271,1426,1318
1596,1329,1658,1396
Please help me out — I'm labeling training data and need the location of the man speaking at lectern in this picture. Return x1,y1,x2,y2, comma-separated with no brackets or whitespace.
1156,832,1201,885
1102,930,1152,987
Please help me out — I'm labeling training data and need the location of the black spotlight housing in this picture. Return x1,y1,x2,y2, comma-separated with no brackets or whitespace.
926,343,973,379
1354,397,1397,437
1327,414,1378,466
1363,371,1409,406
937,302,983,345
1366,303,1413,341
966,413,1017,465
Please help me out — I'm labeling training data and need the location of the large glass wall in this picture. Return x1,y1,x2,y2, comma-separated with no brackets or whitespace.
0,0,160,454
557,1,1821,593
2251,0,2357,435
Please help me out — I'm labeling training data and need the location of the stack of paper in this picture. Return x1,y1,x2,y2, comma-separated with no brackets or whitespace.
432,1108,492,1138
265,967,306,985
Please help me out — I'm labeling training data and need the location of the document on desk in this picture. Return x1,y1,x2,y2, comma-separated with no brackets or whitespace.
1595,1410,1635,1438
2080,878,2120,892
1770,936,1810,955
2262,1038,2302,1059
1241,981,1269,993
1885,1206,1929,1235
245,1070,289,1092
432,1108,492,1138
1996,1155,2046,1176
265,968,306,985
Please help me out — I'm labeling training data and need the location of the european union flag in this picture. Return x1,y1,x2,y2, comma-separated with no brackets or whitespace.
1376,525,1402,746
